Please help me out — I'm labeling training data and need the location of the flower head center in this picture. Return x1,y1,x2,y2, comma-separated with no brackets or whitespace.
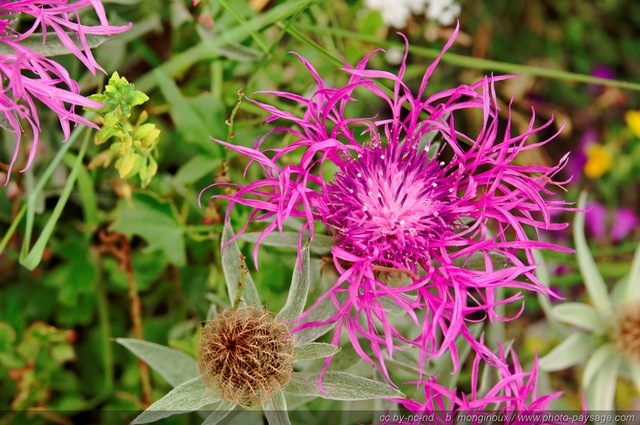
321,143,457,270
613,302,640,363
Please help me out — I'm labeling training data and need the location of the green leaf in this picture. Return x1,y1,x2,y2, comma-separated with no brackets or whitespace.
221,225,261,308
533,250,556,322
451,251,507,271
585,350,621,411
276,242,310,323
630,363,640,394
621,243,640,301
239,232,332,255
201,400,236,425
154,70,222,155
538,332,595,371
583,344,618,388
173,155,220,186
294,343,341,361
551,303,605,332
0,33,109,57
135,0,320,93
262,391,291,425
291,296,339,347
131,377,220,424
20,137,89,270
573,192,612,316
116,338,199,387
285,372,405,400
110,193,186,266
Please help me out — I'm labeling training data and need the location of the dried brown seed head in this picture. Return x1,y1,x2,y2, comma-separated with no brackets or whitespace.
612,302,640,363
197,306,295,407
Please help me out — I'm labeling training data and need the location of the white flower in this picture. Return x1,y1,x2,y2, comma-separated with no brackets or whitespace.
364,0,460,28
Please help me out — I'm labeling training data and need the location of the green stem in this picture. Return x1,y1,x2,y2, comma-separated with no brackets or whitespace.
95,251,114,394
20,132,90,270
217,0,270,53
295,24,640,92
0,204,25,255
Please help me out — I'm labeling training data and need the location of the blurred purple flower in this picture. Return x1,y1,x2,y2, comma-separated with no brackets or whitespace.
1,0,130,177
200,26,571,375
587,65,614,97
567,129,595,183
586,201,638,243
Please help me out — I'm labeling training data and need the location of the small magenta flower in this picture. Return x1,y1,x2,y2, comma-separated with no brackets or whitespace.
0,0,130,177
201,26,571,375
394,346,565,425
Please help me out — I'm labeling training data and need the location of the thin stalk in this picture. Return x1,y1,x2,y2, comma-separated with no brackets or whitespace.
295,24,640,92
122,240,152,406
94,249,114,394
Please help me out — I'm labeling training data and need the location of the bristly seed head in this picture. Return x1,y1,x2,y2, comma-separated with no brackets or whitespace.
197,307,295,407
612,302,640,363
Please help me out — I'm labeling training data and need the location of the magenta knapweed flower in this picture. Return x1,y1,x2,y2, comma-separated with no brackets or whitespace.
1,0,130,177
200,26,571,376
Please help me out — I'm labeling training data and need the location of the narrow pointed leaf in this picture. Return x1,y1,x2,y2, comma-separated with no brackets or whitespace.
533,250,556,320
294,343,341,361
538,332,595,371
263,391,291,425
285,372,405,400
277,242,311,322
202,400,236,425
585,352,621,411
239,231,332,254
131,377,220,424
574,192,612,316
622,243,640,301
630,363,640,393
551,303,604,332
221,225,261,307
583,344,617,388
0,33,109,57
116,338,198,387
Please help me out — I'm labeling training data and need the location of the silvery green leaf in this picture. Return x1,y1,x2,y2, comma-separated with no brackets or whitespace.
620,243,640,301
451,251,507,271
583,344,618,388
201,400,236,425
294,343,341,361
239,231,332,255
538,332,595,371
585,350,621,411
206,303,218,322
131,377,220,424
221,225,261,308
277,242,311,323
533,250,557,321
291,296,339,347
263,391,291,425
0,33,110,57
551,303,604,332
285,372,405,400
574,192,612,316
629,363,640,393
116,338,198,387
0,112,17,132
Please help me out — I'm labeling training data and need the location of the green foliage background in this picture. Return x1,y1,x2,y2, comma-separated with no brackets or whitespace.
2,0,640,423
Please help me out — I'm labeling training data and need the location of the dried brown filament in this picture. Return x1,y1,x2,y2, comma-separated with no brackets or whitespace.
197,306,295,407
